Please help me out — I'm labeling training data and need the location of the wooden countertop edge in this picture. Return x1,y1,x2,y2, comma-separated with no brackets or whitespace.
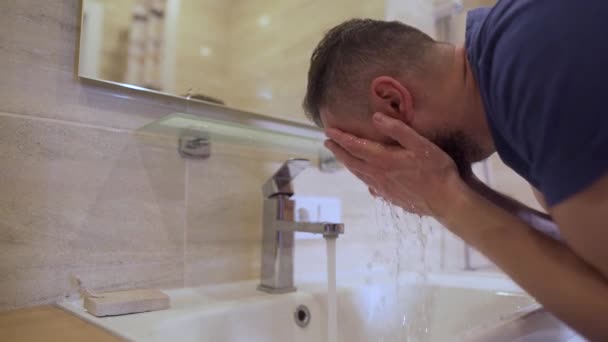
0,305,124,342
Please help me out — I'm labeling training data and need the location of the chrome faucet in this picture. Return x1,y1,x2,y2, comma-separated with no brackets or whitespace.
257,158,345,294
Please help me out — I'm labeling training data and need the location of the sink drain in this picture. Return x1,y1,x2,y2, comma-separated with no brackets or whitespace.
294,305,311,328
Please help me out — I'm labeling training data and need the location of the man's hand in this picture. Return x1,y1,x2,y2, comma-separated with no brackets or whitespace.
324,112,466,218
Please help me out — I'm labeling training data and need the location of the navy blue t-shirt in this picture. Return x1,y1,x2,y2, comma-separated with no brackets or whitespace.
466,0,608,206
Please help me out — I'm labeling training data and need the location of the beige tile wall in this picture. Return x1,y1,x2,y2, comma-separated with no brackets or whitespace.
0,114,185,309
0,0,530,311
0,0,203,310
184,145,273,286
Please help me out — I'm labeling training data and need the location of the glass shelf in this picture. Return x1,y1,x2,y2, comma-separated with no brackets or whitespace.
136,113,323,158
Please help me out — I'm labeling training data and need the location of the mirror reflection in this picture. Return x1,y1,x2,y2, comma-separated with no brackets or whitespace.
79,0,463,122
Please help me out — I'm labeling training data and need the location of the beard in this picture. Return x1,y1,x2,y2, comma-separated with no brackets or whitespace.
431,131,485,177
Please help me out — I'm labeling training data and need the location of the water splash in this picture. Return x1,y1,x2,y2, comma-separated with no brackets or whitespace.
370,198,438,342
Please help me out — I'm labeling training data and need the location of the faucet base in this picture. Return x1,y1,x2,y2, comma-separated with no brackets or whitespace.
257,284,297,294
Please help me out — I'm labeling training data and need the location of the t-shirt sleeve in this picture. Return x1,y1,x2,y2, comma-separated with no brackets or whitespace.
488,1,608,206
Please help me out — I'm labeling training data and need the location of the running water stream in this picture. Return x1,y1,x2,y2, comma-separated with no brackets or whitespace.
326,236,338,342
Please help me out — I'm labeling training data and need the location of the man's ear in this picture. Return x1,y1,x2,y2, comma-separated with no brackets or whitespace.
369,76,414,124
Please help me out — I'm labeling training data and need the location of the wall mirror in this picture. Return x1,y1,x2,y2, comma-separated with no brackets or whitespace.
79,0,464,124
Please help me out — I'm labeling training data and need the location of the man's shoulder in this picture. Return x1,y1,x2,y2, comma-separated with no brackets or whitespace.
478,0,608,206
474,0,608,121
481,0,608,62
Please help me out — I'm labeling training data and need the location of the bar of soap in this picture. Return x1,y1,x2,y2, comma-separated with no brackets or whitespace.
84,289,170,317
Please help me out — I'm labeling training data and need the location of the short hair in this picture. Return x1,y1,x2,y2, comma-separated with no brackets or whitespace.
303,19,436,127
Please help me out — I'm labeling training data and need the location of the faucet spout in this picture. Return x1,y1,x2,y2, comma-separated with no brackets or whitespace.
276,221,344,238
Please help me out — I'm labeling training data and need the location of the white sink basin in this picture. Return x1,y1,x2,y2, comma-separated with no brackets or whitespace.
58,272,582,341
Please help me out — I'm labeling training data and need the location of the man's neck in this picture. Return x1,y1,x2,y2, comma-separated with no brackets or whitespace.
460,46,495,158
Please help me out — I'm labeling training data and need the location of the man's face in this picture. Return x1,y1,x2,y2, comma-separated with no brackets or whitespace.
320,107,483,176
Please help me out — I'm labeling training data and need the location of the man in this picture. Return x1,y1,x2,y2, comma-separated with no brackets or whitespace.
303,1,608,340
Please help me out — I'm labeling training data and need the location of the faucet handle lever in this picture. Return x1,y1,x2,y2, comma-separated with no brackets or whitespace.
262,158,310,198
